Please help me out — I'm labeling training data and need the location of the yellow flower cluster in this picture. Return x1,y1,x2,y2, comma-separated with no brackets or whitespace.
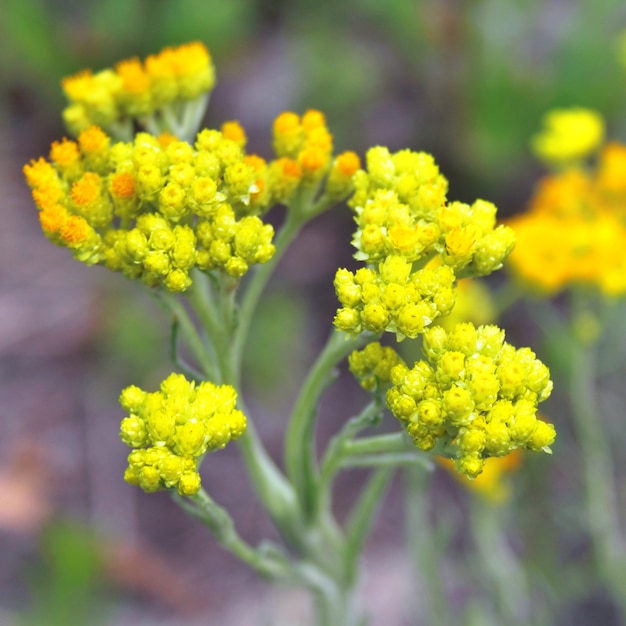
531,108,605,167
507,141,626,295
25,41,365,290
119,373,246,496
61,42,215,134
23,126,277,289
334,258,456,339
348,341,406,392
334,147,515,339
385,322,555,478
269,109,361,206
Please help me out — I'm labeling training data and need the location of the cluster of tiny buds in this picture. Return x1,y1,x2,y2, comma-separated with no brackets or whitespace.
61,42,215,135
334,256,455,340
23,127,277,289
378,322,556,478
119,373,246,496
334,146,516,340
348,341,406,392
270,110,361,205
25,102,361,291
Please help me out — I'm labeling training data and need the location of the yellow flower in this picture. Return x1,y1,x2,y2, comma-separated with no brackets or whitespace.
531,108,605,166
334,148,514,339
119,373,247,496
25,115,279,289
61,42,215,134
386,323,555,479
507,141,626,295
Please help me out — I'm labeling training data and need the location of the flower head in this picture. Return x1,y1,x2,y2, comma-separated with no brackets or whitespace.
531,108,605,167
119,373,246,496
385,322,555,479
24,124,277,290
61,42,215,135
507,141,626,295
334,147,515,339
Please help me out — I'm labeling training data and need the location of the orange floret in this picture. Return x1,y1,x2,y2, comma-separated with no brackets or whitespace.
597,142,626,194
110,172,136,198
157,131,178,148
115,57,151,94
145,49,175,81
243,154,267,171
221,121,246,147
39,205,69,235
78,125,110,154
336,151,361,177
302,109,326,131
32,183,65,210
49,138,80,167
278,157,302,179
273,112,300,135
60,215,90,244
71,172,101,206
299,147,327,174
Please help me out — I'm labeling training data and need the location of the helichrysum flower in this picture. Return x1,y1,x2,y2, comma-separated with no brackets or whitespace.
507,141,626,295
61,42,215,135
334,147,515,339
119,373,246,496
531,108,605,167
267,109,360,207
24,126,277,289
26,46,363,290
385,322,555,479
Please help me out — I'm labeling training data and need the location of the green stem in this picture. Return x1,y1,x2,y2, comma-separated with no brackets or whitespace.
344,467,395,587
470,499,531,624
183,272,306,553
152,289,217,379
342,432,412,457
186,271,233,384
179,93,210,142
233,210,304,374
404,466,453,626
173,488,291,581
569,328,626,606
235,413,306,552
341,452,434,469
319,402,382,495
284,331,371,517
168,316,204,381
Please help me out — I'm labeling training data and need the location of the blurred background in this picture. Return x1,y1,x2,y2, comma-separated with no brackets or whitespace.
2,0,626,624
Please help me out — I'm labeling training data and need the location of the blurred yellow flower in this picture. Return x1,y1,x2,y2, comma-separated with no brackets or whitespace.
507,142,626,295
531,108,605,166
437,449,522,504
